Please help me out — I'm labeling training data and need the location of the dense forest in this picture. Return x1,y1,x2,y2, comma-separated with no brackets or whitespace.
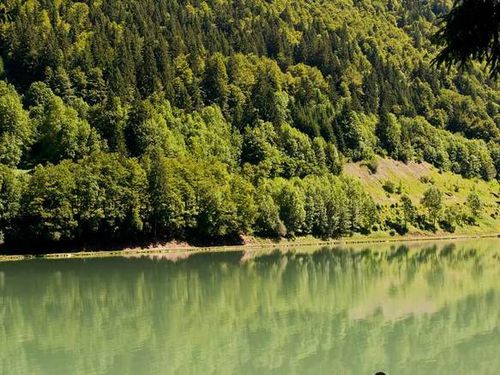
0,0,499,249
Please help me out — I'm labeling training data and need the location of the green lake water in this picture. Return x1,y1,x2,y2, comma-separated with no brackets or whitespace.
1,239,499,374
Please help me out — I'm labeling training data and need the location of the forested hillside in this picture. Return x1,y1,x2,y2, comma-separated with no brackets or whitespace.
0,0,498,249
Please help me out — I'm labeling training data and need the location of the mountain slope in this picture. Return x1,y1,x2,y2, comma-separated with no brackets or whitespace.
0,0,498,249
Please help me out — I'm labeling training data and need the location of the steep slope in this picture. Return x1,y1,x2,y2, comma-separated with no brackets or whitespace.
0,0,498,249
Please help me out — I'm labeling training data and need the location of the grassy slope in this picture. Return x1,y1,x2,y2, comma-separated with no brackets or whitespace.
344,158,500,236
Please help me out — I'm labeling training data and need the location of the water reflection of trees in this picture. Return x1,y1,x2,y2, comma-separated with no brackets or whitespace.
0,240,499,374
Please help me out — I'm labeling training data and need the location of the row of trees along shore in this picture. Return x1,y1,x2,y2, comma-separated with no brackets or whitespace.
0,130,488,248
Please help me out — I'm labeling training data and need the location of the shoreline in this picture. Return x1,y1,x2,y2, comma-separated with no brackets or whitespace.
0,232,498,262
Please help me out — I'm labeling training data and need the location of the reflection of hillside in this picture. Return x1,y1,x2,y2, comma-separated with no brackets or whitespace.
1,241,499,375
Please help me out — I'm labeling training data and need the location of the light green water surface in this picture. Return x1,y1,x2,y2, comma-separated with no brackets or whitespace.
1,239,499,374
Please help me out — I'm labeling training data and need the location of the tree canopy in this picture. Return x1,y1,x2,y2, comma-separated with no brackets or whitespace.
0,0,498,249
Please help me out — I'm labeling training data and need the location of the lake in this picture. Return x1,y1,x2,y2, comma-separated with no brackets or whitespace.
1,239,499,374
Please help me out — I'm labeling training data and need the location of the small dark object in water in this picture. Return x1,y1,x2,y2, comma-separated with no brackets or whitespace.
375,372,386,375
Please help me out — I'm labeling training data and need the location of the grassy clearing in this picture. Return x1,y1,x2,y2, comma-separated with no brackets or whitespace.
344,157,500,234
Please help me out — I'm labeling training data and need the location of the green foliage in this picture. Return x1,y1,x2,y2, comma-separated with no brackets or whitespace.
1,0,497,148
21,162,79,242
377,112,402,159
439,204,470,233
401,116,496,180
421,186,444,227
0,0,498,248
466,190,482,218
88,97,128,153
382,181,396,194
203,53,229,109
400,195,416,229
124,97,182,158
73,153,148,239
254,184,283,237
143,153,257,240
489,141,500,180
276,182,306,237
28,84,99,164
144,151,196,239
183,105,241,168
334,106,377,162
242,121,283,177
0,166,24,241
18,154,147,243
0,81,33,166
279,124,317,178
